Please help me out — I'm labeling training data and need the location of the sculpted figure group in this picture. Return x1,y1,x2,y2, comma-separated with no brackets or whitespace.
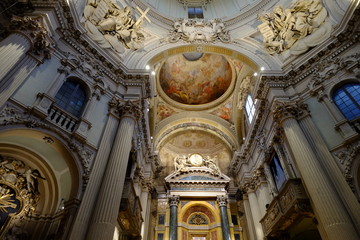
83,0,149,53
258,0,332,55
174,155,220,175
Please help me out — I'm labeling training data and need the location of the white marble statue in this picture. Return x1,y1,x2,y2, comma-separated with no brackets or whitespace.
258,0,332,55
83,0,150,53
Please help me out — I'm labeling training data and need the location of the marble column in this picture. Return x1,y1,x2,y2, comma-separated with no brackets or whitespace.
68,100,121,240
299,112,360,233
86,100,141,240
273,101,360,240
0,16,51,108
217,195,231,240
242,196,256,240
168,195,180,240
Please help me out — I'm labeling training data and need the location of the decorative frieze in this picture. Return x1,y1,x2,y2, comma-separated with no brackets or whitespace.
168,18,230,43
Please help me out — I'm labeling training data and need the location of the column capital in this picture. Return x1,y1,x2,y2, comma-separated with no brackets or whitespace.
168,195,180,207
10,15,53,61
216,195,228,207
272,100,310,125
108,98,142,121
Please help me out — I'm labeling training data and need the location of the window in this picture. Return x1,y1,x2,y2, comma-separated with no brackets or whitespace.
54,79,87,117
245,94,256,123
188,7,204,18
157,233,164,240
158,214,165,225
270,152,287,190
333,83,360,120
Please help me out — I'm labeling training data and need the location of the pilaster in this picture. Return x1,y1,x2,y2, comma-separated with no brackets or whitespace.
86,99,141,240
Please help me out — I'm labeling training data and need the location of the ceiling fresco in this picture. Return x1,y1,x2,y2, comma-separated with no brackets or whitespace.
159,53,233,105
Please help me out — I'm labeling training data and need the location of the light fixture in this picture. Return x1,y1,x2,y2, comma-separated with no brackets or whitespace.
151,71,155,76
253,72,258,76
145,65,150,70
260,67,265,71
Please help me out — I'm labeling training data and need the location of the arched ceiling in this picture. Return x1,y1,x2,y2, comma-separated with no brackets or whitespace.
158,129,232,175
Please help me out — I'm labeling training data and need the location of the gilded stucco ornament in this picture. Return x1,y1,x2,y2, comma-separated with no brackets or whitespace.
168,18,230,43
83,0,151,53
258,0,332,55
0,156,46,229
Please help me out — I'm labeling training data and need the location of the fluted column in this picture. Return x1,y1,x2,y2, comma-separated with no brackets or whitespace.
69,100,121,240
242,196,256,240
86,100,141,240
217,195,231,240
273,101,360,240
247,191,264,240
0,16,51,108
168,195,180,240
298,110,360,233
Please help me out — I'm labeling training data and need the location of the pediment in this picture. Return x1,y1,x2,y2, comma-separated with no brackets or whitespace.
165,167,230,190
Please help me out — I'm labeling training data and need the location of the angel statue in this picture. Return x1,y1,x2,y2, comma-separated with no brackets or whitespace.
24,168,46,194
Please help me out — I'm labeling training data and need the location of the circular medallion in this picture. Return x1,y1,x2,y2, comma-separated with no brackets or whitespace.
189,154,203,166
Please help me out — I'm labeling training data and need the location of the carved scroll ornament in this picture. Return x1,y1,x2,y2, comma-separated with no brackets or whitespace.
258,0,332,55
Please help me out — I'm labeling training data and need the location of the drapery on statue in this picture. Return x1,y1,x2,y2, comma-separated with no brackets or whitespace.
174,155,191,172
258,0,332,55
83,0,151,53
203,157,220,175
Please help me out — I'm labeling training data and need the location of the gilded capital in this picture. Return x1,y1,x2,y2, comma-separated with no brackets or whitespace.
168,195,180,206
272,101,309,125
216,195,228,207
10,16,52,60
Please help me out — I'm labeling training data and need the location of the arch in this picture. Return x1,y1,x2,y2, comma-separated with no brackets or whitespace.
0,128,82,211
179,201,220,224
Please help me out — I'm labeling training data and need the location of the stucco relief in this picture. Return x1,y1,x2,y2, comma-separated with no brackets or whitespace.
83,0,150,53
258,0,332,55
168,18,230,43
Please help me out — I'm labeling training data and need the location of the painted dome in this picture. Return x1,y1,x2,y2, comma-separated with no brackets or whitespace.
159,53,232,105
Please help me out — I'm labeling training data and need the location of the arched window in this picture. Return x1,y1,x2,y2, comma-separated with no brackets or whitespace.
54,79,87,117
245,94,256,123
333,83,360,120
